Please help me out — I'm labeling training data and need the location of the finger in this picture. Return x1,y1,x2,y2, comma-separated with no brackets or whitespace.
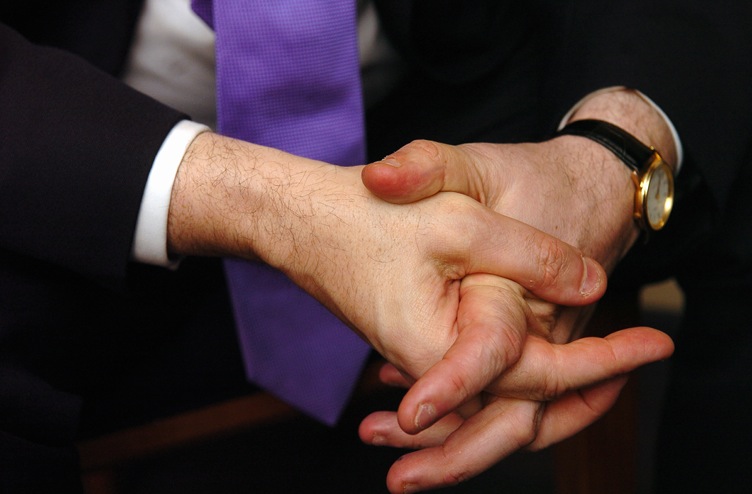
361,140,479,204
529,376,629,450
379,363,486,422
379,362,413,388
382,378,628,493
396,275,531,434
486,327,674,399
400,322,672,434
364,140,608,305
450,211,607,305
386,399,543,494
359,410,465,450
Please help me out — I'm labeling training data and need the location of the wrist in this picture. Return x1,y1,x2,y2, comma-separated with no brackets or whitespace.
167,132,256,259
166,132,363,275
568,88,678,168
167,132,320,264
132,120,210,267
544,135,640,269
554,89,677,262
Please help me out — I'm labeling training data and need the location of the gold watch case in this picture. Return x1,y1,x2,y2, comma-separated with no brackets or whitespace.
632,150,674,231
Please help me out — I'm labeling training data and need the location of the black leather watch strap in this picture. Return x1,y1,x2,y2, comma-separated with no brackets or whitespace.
556,119,654,172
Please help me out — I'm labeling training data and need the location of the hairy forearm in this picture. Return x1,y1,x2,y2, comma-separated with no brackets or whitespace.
166,131,341,269
545,88,678,268
164,130,441,362
568,88,678,167
166,132,256,259
164,131,412,333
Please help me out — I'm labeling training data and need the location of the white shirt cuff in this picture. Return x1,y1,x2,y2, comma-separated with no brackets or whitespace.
558,86,684,174
131,120,210,267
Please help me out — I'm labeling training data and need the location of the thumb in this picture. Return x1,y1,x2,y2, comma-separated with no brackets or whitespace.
362,140,481,204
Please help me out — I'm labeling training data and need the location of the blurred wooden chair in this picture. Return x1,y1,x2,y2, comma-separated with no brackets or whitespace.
78,289,648,494
78,392,299,494
552,289,642,494
78,360,388,494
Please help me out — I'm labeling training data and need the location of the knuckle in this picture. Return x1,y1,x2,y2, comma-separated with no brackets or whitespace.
440,445,477,487
443,365,475,401
507,402,543,449
443,468,472,487
514,424,539,451
459,307,525,372
507,424,538,453
529,232,568,292
404,139,442,160
489,323,524,371
542,368,567,401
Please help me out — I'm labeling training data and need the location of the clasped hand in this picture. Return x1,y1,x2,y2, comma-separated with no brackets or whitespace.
170,132,609,378
357,139,673,493
170,132,673,493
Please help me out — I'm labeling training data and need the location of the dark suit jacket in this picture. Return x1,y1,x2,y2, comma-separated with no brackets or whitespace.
2,1,752,491
0,3,547,490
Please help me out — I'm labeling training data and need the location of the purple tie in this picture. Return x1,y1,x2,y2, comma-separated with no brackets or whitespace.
192,0,371,425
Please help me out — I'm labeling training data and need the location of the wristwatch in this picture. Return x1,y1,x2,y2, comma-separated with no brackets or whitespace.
557,119,675,232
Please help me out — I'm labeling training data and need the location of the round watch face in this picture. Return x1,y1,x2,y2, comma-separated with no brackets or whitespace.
644,161,674,230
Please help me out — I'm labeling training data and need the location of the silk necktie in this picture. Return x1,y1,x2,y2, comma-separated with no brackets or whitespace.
192,0,371,425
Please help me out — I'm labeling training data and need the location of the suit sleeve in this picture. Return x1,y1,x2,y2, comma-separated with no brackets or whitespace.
0,23,185,285
537,0,752,285
542,0,752,214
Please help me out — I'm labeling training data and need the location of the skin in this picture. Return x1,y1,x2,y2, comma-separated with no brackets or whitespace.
359,89,678,492
161,88,675,493
165,131,607,391
362,326,672,493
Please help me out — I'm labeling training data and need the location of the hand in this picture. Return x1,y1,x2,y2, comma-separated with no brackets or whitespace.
362,137,629,362
359,89,678,491
361,89,678,342
362,88,677,275
359,303,673,493
354,273,673,494
166,131,606,382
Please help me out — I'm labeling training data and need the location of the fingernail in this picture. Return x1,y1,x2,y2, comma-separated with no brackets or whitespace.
370,434,386,446
414,402,436,430
580,257,602,297
381,155,402,167
403,483,419,494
